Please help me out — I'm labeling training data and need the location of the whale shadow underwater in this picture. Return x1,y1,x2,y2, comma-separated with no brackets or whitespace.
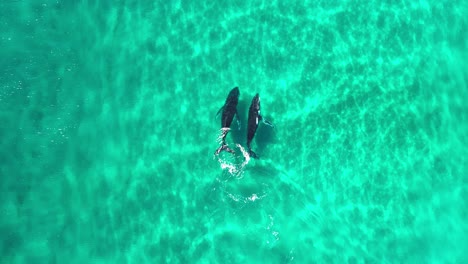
251,119,276,156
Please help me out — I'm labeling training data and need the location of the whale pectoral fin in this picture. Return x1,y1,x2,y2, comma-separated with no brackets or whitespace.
262,116,274,128
236,110,241,130
215,106,224,120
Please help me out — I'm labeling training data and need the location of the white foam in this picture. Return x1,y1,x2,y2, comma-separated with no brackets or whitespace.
216,127,230,144
215,143,250,177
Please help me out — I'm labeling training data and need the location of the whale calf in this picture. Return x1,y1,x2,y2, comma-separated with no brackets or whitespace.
246,93,273,158
215,87,240,155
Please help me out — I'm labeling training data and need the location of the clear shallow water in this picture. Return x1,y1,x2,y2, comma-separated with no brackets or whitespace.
1,0,467,263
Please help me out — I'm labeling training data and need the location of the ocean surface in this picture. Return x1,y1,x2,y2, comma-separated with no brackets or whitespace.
1,0,467,263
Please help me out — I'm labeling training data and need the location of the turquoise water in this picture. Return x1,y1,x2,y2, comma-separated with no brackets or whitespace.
1,0,467,263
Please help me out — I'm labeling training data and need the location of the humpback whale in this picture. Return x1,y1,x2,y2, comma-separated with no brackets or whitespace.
246,93,273,158
215,87,240,155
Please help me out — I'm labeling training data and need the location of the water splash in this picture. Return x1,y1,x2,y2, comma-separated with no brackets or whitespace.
215,143,250,177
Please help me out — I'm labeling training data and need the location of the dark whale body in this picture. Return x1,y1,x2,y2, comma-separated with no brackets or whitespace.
246,93,273,158
215,87,240,155
220,87,239,128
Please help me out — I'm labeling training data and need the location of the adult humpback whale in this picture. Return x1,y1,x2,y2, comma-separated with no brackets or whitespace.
214,87,240,155
247,93,273,158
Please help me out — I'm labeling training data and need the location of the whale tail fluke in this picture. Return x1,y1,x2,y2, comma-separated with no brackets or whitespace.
215,144,235,155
